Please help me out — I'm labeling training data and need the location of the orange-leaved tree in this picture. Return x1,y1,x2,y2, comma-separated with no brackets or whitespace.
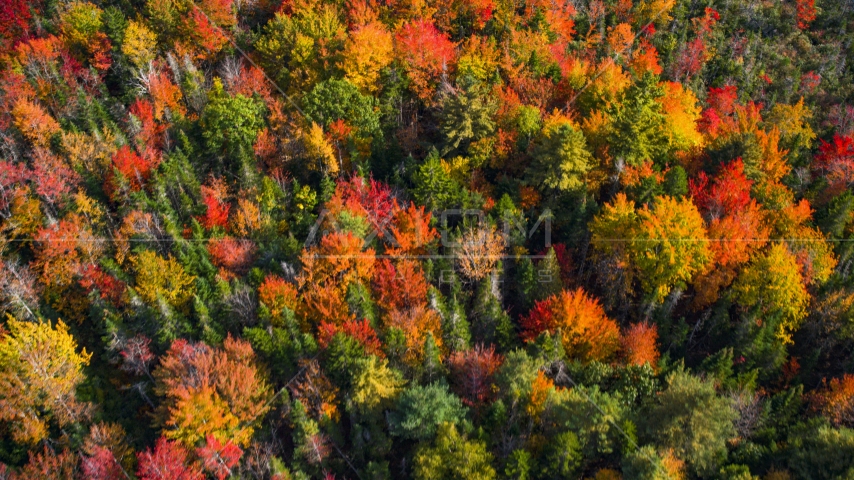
372,258,429,312
386,201,437,256
811,374,854,428
385,304,444,366
11,98,60,147
341,21,394,93
153,336,271,447
0,316,92,445
521,288,620,362
456,224,505,281
621,322,659,368
689,158,769,307
32,215,99,289
289,358,340,421
298,230,376,328
258,274,298,324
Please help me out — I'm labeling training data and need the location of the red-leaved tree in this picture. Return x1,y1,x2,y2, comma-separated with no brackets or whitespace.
448,344,503,407
796,0,816,30
79,264,126,305
394,20,456,104
106,145,159,200
81,445,126,480
0,0,33,49
815,134,854,196
136,437,204,480
196,435,243,480
317,318,384,356
197,179,231,230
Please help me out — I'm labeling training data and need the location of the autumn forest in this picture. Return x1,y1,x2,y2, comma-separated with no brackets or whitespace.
1,0,854,478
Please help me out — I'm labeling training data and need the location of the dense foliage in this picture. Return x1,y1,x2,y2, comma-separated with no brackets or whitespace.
1,0,854,478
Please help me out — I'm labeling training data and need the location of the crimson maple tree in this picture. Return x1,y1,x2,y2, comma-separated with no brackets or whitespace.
136,437,204,480
394,20,456,104
448,344,502,407
196,435,243,480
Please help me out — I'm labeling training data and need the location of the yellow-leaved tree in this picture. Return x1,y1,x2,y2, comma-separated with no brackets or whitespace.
341,21,393,93
0,316,91,444
632,195,712,302
302,122,339,176
413,422,496,480
591,194,711,302
765,98,816,154
732,243,809,344
121,20,157,68
130,250,196,311
350,355,405,414
659,81,703,152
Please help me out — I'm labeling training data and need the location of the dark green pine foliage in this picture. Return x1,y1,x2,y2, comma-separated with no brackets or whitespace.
412,150,467,212
608,73,669,167
388,383,468,441
470,277,515,351
440,81,497,157
200,79,266,182
302,78,382,139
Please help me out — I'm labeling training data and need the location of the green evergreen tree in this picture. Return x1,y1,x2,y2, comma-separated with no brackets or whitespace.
412,422,496,480
302,78,381,138
786,420,854,480
440,82,497,156
422,333,446,383
347,281,378,327
621,445,675,480
412,151,466,212
526,121,594,193
537,430,582,479
504,449,533,480
639,368,737,476
608,73,669,167
535,247,564,300
430,286,472,352
515,256,539,309
471,277,514,350
388,383,468,441
663,165,688,198
200,79,266,178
